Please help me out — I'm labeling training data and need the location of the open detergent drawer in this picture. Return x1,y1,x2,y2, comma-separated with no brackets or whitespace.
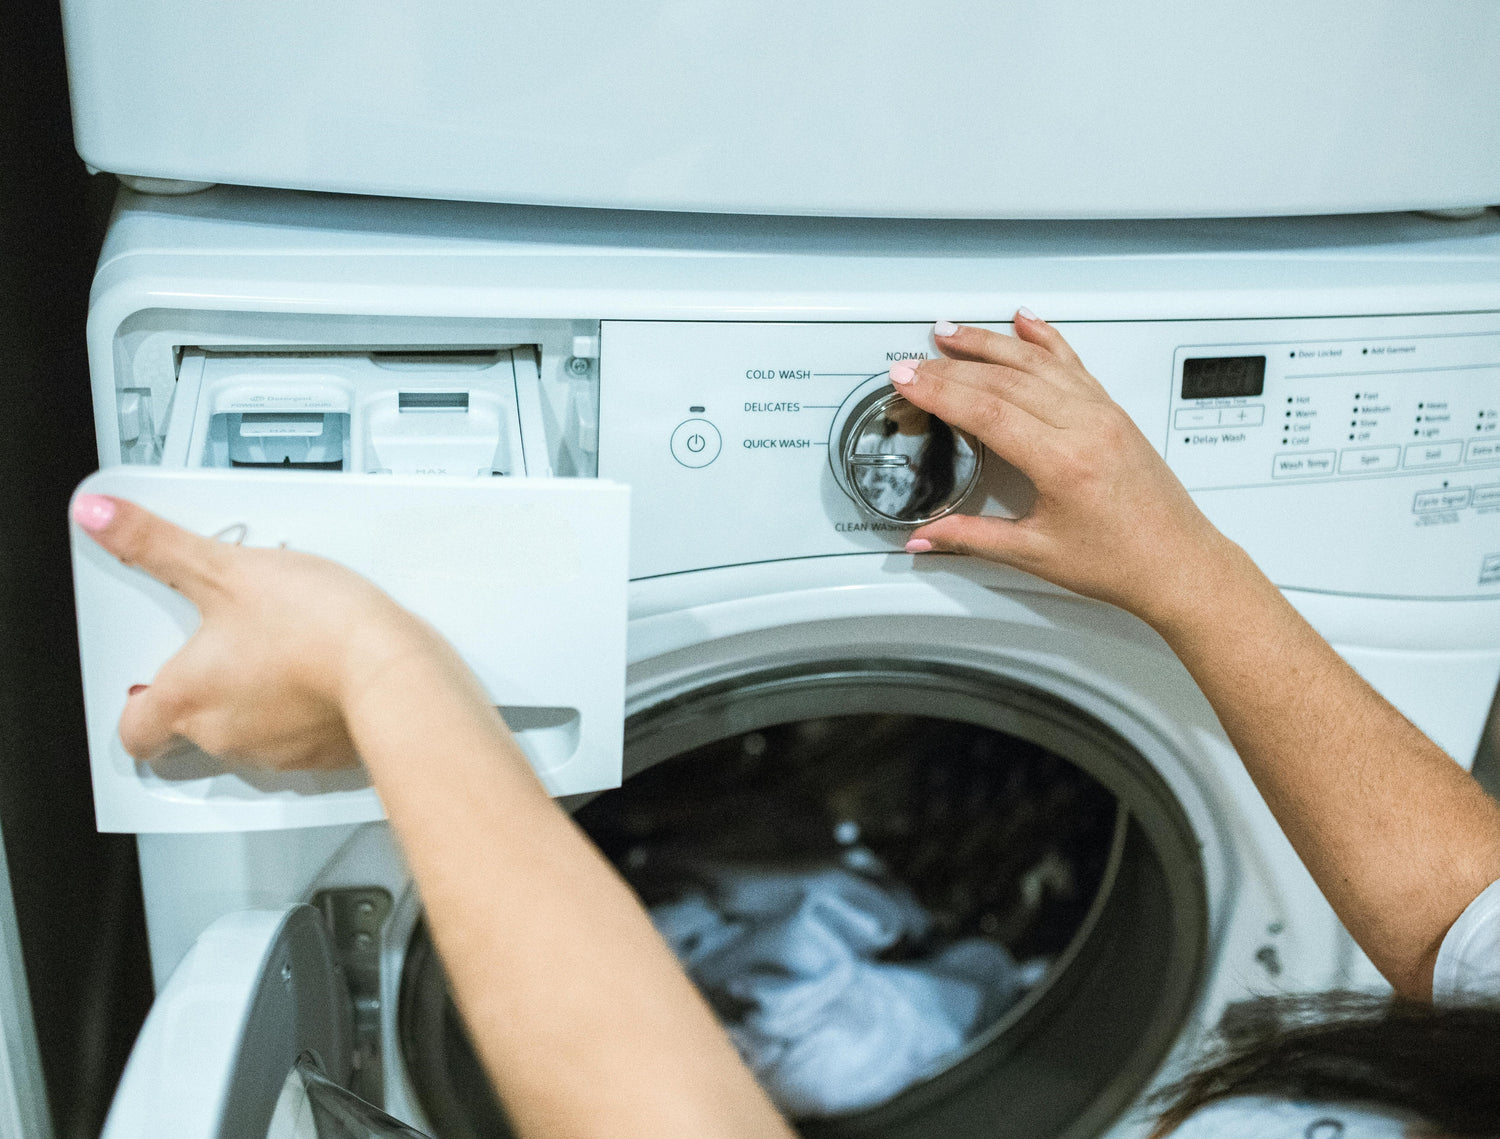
72,465,629,832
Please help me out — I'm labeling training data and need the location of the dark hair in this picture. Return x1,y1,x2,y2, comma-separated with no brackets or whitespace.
1151,992,1500,1137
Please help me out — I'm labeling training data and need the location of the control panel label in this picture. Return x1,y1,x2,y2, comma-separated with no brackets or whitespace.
1168,329,1500,494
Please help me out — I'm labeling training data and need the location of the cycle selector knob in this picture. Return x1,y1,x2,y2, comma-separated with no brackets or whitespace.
829,378,983,524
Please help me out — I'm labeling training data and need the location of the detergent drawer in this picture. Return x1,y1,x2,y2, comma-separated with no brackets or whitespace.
71,466,629,833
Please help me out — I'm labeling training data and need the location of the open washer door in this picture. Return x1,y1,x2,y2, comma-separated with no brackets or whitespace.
103,905,366,1139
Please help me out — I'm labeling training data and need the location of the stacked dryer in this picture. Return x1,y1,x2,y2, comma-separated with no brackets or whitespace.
57,4,1500,1138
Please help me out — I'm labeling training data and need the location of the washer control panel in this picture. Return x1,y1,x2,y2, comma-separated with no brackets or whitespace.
600,321,1036,579
599,316,1500,597
1166,330,1500,492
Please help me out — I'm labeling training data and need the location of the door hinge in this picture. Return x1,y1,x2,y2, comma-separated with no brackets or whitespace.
314,887,394,1106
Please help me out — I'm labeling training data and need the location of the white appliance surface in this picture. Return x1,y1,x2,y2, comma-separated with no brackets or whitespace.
60,2,1500,218
81,190,1500,1137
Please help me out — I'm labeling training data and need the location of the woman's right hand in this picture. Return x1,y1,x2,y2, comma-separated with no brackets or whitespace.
895,317,1500,1003
892,313,1247,628
70,493,487,772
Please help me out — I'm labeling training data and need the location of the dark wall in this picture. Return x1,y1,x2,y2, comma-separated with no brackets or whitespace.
1,2,152,1135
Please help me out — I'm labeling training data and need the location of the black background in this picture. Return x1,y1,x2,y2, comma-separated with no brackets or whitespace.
1,1,153,1135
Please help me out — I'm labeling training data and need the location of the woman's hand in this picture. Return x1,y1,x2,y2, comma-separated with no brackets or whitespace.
70,492,480,772
892,313,1244,628
893,317,1500,1001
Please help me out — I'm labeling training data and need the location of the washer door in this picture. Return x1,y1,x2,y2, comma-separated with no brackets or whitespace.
399,661,1208,1139
102,906,361,1139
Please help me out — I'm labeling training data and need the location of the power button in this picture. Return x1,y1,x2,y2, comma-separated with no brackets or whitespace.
670,418,722,468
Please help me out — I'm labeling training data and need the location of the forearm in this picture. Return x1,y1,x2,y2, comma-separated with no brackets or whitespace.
884,314,1500,998
346,655,794,1139
1144,540,1500,998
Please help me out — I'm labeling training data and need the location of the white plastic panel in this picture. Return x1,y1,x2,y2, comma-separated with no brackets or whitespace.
73,467,629,832
60,1,1500,217
1334,645,1500,768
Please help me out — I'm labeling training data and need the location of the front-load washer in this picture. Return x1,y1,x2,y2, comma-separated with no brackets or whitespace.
73,189,1500,1138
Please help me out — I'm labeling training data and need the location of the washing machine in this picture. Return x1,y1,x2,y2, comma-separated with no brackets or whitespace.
66,188,1500,1138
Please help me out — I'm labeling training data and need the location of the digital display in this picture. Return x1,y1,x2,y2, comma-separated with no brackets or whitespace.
1181,356,1266,400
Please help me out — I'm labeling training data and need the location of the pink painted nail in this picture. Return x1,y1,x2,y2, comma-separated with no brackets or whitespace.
905,538,934,553
128,684,149,696
889,362,918,385
1016,306,1041,323
72,494,115,532
934,320,959,337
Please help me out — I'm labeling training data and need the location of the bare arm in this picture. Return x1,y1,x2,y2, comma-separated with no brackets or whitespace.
345,653,795,1139
894,315,1500,999
73,494,795,1139
1147,537,1500,997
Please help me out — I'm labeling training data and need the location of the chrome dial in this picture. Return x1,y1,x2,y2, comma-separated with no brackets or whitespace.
830,379,983,524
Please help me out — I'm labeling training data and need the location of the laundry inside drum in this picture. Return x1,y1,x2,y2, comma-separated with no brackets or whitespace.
583,715,1124,1119
398,687,1203,1139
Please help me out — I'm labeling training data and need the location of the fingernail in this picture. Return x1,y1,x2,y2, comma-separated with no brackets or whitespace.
905,538,934,553
128,684,148,696
889,362,918,385
934,320,959,338
72,494,115,532
1016,306,1041,323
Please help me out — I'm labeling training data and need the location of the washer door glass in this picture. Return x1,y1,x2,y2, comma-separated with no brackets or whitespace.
399,664,1208,1139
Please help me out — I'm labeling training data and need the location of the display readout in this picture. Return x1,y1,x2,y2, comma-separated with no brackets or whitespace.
1181,355,1266,400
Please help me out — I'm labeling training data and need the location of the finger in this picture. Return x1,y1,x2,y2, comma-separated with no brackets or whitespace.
934,317,1104,403
71,494,225,606
1011,308,1084,369
909,356,1073,428
905,513,1043,568
931,320,1056,375
889,361,1057,476
118,682,182,762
